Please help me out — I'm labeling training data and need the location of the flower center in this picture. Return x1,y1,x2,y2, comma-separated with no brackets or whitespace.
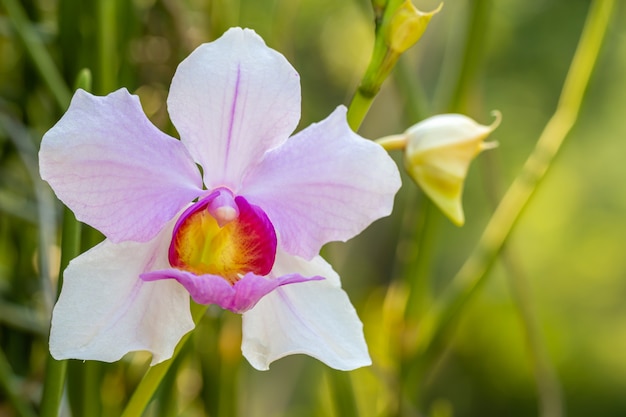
169,188,277,284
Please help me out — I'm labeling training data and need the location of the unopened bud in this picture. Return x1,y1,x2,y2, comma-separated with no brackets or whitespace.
404,112,501,225
387,1,442,53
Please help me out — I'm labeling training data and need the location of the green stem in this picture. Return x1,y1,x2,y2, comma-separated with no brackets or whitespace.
40,208,82,417
120,304,208,417
375,134,407,151
347,88,379,131
328,370,360,417
420,0,615,361
346,0,404,131
1,0,72,109
97,0,117,94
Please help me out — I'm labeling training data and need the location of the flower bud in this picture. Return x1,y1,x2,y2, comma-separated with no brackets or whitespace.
404,112,501,226
387,1,442,54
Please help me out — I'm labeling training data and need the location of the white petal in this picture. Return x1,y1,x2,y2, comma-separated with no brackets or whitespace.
49,220,194,365
167,27,301,190
241,250,371,370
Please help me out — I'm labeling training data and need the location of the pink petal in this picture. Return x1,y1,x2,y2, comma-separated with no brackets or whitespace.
241,250,371,370
39,88,203,243
141,269,321,314
241,106,401,260
167,27,301,190
49,220,194,365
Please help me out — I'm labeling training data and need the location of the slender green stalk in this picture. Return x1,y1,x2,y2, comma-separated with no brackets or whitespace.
120,304,208,417
346,0,407,131
97,0,117,94
328,370,360,417
420,0,615,361
348,88,383,131
1,0,72,109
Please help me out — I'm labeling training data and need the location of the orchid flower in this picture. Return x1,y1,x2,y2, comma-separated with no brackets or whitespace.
39,28,401,370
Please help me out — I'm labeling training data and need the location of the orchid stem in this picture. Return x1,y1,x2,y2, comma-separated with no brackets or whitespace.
375,134,407,151
120,304,208,417
420,0,615,364
347,89,376,131
97,0,117,94
346,0,404,131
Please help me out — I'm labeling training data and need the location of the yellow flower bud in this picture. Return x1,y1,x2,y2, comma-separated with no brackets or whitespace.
387,1,442,54
404,112,501,226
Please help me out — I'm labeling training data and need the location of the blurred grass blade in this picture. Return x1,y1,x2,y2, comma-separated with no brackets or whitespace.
0,189,38,223
1,0,72,110
0,350,38,417
0,301,47,335
446,0,491,114
0,112,58,314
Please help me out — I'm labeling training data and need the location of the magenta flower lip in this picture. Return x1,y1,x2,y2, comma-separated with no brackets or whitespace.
40,27,401,370
167,188,277,282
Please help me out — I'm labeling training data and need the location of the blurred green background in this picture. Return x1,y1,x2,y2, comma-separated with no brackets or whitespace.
1,0,625,416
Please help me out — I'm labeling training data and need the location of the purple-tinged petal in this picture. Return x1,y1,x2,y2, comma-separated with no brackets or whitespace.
241,250,371,370
39,88,203,243
167,27,301,190
241,106,401,260
49,219,194,365
141,269,321,314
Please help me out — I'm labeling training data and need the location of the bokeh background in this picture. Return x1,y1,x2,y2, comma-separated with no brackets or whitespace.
1,0,625,416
